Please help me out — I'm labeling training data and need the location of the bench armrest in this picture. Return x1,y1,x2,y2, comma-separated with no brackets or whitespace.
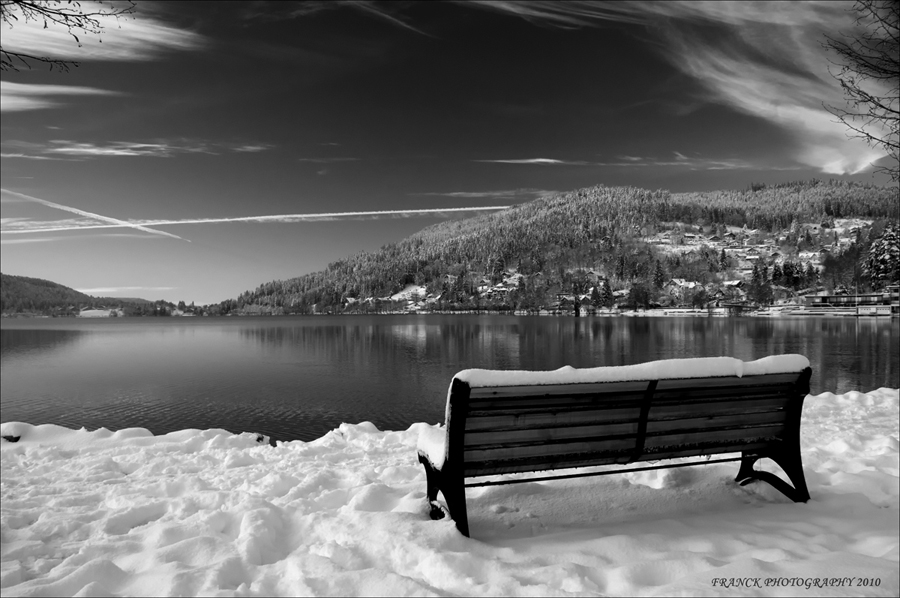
416,425,447,470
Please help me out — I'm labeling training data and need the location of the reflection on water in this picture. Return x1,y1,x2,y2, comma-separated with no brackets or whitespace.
2,316,897,442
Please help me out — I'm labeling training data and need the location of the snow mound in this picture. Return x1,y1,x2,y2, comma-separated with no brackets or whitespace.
389,285,426,302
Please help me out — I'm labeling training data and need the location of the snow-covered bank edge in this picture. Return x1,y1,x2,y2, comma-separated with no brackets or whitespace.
2,388,898,597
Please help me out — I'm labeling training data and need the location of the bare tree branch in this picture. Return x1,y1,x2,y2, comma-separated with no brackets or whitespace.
823,0,900,181
0,0,135,71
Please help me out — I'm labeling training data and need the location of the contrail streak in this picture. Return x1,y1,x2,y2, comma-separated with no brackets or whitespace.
1,189,187,241
0,206,510,234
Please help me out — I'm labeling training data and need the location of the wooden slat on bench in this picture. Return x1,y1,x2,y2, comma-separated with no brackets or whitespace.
463,420,784,457
468,400,645,418
637,441,777,461
653,373,800,390
649,397,789,420
465,406,643,432
467,375,800,411
465,373,798,400
463,440,776,477
645,410,787,433
652,388,797,407
652,386,796,403
464,451,635,476
468,395,791,429
643,423,785,449
468,380,650,399
464,421,640,448
464,437,638,463
467,392,647,412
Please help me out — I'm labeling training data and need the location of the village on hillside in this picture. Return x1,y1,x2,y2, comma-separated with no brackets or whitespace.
4,217,897,319
337,218,898,318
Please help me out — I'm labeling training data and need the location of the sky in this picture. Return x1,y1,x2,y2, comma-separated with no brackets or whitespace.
1,1,896,305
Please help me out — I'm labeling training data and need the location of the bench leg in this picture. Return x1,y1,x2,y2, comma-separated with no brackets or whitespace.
416,453,470,536
735,449,810,503
441,475,470,538
769,446,810,502
418,453,446,520
735,454,759,484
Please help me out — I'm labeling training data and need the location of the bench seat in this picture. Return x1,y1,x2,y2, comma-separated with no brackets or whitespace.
417,355,813,537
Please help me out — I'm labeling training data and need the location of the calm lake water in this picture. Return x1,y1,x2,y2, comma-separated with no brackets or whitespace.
2,315,898,442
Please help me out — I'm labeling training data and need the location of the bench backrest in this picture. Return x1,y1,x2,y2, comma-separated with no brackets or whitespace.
446,368,812,479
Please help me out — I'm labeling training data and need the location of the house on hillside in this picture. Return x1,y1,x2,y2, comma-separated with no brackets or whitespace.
664,279,699,301
78,309,113,318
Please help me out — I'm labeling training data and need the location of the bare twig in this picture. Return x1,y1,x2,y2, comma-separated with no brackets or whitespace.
822,0,899,181
0,0,136,71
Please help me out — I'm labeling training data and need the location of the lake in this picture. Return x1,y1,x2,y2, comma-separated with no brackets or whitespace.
2,315,897,442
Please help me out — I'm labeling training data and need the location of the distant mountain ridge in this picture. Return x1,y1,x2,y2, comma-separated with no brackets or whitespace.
225,179,898,314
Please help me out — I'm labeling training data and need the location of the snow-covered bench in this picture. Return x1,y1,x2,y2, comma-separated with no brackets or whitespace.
417,356,813,537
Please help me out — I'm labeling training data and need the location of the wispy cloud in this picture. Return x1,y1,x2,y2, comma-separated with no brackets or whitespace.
462,1,888,175
475,153,777,170
0,233,164,245
0,153,75,161
350,1,433,36
297,157,359,163
474,158,588,165
250,1,432,37
0,82,121,112
2,10,204,64
596,152,800,171
1,206,511,235
1,189,187,241
4,139,274,159
1,237,65,245
44,141,204,158
233,144,274,153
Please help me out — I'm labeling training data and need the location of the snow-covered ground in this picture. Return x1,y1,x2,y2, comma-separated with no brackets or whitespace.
389,285,427,302
2,388,898,597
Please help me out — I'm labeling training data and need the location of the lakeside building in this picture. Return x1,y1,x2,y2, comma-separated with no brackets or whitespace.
802,285,899,316
77,309,117,318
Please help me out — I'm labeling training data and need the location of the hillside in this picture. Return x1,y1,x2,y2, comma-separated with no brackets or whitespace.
0,274,165,316
0,274,96,315
225,179,898,314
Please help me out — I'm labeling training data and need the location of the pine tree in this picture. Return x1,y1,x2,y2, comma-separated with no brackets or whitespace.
863,224,900,286
805,262,818,288
772,263,783,286
615,255,626,280
600,279,613,308
653,260,666,289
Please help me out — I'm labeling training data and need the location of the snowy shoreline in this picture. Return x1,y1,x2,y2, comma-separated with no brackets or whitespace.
2,388,898,597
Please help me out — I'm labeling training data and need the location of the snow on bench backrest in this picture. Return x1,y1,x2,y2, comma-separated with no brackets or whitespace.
453,355,811,389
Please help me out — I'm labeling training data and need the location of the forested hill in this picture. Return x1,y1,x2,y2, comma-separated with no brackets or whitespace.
227,179,898,314
0,273,155,315
1,273,94,314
